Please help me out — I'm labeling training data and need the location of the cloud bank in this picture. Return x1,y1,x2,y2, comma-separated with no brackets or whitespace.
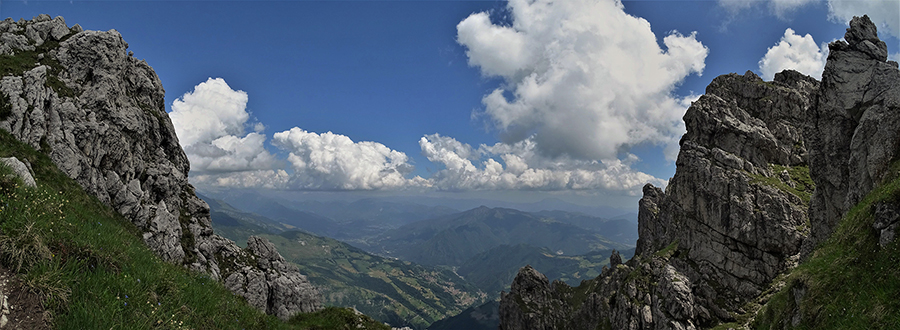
759,28,828,80
420,134,664,192
273,128,426,190
169,78,426,190
170,78,664,193
457,0,708,162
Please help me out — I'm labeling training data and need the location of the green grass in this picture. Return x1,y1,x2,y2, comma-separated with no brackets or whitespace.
0,128,387,329
288,307,389,330
654,240,679,259
748,164,814,205
751,164,900,330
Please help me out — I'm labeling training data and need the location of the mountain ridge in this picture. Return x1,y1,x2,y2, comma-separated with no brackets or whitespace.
372,206,630,267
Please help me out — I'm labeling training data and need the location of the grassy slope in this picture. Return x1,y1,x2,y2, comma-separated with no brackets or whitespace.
271,231,485,329
751,165,900,329
0,129,388,329
212,210,486,330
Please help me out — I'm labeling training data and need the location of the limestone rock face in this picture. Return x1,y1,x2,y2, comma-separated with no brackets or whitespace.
223,236,322,319
0,15,320,319
803,15,900,256
501,44,819,330
500,15,899,330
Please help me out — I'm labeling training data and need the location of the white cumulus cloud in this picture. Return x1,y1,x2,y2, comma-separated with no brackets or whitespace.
169,78,280,175
272,128,427,190
457,0,708,162
759,28,828,80
419,134,664,192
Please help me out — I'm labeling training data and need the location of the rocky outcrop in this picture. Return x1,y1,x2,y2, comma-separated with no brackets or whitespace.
803,15,900,256
222,236,322,319
0,157,36,187
501,69,816,330
500,15,899,330
501,30,826,330
0,15,321,319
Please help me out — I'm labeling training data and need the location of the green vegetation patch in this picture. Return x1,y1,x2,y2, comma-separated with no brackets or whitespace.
0,35,78,98
748,164,814,205
752,163,900,330
212,223,485,329
288,307,390,330
654,240,679,259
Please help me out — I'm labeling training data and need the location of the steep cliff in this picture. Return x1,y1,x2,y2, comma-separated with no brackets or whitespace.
0,15,320,319
500,15,898,330
751,15,900,329
803,15,900,257
500,69,815,330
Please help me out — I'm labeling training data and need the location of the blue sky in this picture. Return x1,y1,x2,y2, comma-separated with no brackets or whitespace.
2,0,898,210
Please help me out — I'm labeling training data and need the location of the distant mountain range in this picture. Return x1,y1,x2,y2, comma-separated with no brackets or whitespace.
368,206,632,267
200,189,638,251
457,244,635,297
201,190,460,245
532,210,638,244
199,191,638,329
202,195,485,329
